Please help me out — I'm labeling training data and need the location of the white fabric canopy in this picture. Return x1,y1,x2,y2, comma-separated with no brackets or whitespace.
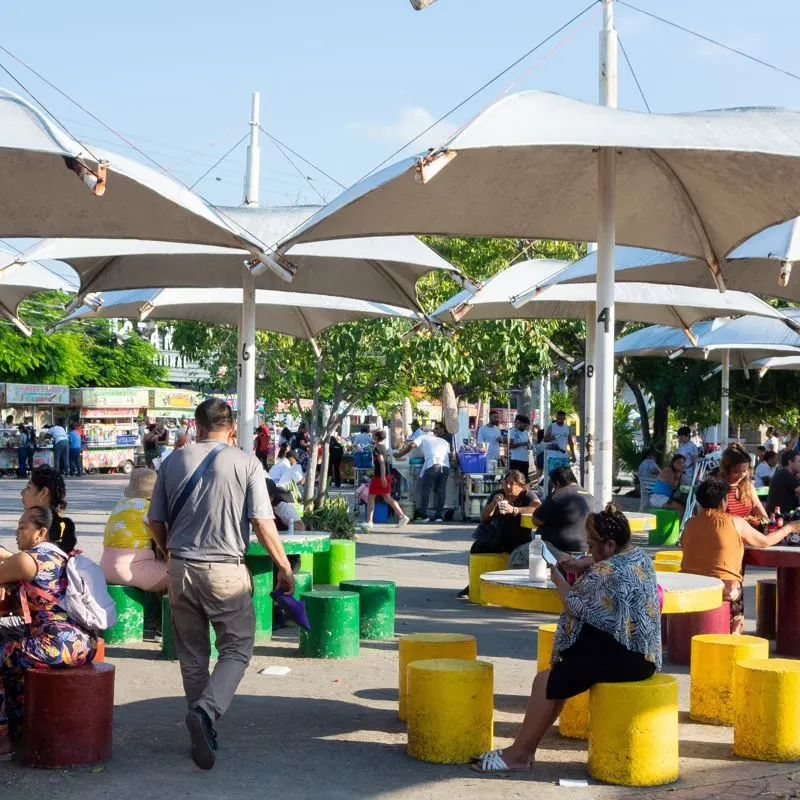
0,246,74,335
8,206,456,310
432,258,786,331
62,287,418,339
751,355,800,373
534,217,800,300
0,89,273,256
281,92,800,271
615,311,800,368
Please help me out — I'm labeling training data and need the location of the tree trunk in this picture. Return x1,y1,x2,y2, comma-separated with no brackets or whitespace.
625,379,652,451
315,438,331,508
304,435,321,505
652,395,672,460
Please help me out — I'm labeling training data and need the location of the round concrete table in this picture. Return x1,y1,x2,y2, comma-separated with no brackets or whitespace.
521,511,656,533
480,568,722,615
744,546,800,657
246,533,331,641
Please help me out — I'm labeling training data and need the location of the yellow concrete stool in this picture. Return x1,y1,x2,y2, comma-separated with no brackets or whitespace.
468,553,509,604
537,623,589,739
654,561,681,573
690,634,769,725
406,658,493,764
588,674,679,786
734,659,800,761
398,633,477,721
654,550,683,562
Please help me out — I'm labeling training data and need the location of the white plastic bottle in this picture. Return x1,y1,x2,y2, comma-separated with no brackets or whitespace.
528,534,547,583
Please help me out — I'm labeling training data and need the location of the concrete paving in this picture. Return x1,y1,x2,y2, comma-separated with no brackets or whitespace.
0,476,796,799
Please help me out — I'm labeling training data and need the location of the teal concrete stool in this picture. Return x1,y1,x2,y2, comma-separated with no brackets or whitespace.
299,590,360,658
293,570,314,600
161,595,218,661
648,509,681,546
339,580,396,640
104,585,146,645
313,539,356,585
299,552,314,574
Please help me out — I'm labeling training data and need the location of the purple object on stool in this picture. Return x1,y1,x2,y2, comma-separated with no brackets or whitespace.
270,590,311,630
665,602,731,665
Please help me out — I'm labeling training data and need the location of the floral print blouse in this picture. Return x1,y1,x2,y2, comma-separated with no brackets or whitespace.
552,546,662,670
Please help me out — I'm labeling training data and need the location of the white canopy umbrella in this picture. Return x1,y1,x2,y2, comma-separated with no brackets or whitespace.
278,87,800,505
532,217,800,301
7,206,456,308
0,247,74,336
0,89,273,258
751,355,800,375
61,287,418,337
616,311,800,443
434,257,790,482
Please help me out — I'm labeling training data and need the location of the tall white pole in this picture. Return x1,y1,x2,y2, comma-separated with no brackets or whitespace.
543,373,551,427
584,304,596,490
720,349,730,446
593,0,618,509
237,91,260,451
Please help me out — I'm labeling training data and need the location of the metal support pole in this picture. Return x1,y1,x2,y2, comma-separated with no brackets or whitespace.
593,0,618,508
720,349,730,446
237,91,260,451
584,305,596,491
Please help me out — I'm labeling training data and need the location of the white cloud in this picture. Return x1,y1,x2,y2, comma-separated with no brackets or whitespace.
349,106,458,150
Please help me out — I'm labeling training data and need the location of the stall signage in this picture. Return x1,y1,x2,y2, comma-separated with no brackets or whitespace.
5,384,70,405
81,408,139,420
115,435,138,446
79,388,149,408
150,389,199,410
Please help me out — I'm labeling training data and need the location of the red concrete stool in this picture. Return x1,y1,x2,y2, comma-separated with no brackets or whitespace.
22,663,115,768
665,603,731,665
756,578,777,640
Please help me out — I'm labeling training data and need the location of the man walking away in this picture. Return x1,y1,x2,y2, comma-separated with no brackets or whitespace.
148,398,294,771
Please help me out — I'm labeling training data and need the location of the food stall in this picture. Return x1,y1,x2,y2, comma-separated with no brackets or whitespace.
76,387,149,474
0,383,71,473
147,388,200,445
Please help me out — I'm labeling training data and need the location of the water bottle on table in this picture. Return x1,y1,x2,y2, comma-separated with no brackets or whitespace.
528,534,548,583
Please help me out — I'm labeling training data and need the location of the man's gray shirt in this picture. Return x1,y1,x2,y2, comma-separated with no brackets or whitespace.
149,441,274,561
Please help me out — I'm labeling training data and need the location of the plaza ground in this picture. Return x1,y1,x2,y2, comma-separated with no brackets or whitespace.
0,476,798,799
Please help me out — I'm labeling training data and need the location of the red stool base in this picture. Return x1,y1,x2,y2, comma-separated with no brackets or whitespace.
22,663,115,768
756,578,777,640
665,602,731,665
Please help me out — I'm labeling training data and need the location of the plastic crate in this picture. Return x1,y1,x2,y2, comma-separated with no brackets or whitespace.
354,451,372,469
458,452,486,474
373,501,390,523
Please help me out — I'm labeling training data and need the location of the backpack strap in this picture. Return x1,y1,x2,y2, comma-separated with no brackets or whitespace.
168,444,226,527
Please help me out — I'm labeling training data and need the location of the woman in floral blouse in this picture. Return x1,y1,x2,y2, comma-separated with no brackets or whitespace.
473,503,661,775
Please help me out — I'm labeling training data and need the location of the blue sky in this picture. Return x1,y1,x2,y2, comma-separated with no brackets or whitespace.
4,0,800,211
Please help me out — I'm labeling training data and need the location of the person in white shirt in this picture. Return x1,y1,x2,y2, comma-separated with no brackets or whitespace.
536,410,575,475
508,414,532,477
755,450,778,487
396,422,452,523
765,426,781,453
409,420,427,443
477,411,502,464
677,426,699,477
268,447,304,489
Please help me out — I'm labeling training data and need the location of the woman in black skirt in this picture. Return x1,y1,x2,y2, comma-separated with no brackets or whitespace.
473,503,662,775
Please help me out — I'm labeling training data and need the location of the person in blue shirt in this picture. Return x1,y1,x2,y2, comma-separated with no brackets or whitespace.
67,423,83,477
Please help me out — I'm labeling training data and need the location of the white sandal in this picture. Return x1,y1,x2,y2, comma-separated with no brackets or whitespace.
470,749,532,774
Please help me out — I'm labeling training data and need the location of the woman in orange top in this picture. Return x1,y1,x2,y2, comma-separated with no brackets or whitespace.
718,444,768,527
681,476,786,633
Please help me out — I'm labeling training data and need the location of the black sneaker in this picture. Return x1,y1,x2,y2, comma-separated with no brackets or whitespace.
185,707,217,769
457,586,469,599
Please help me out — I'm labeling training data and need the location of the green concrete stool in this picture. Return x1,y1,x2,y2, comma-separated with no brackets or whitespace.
245,555,273,643
299,552,314,574
294,570,314,600
648,509,681,546
104,585,147,645
161,595,218,661
299,590,360,658
339,580,396,640
313,540,356,585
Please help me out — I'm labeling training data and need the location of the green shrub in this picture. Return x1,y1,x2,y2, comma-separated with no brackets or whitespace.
303,496,357,540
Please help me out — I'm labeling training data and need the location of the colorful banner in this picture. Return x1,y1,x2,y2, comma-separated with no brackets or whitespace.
149,389,199,410
80,408,140,420
78,387,149,409
5,384,70,406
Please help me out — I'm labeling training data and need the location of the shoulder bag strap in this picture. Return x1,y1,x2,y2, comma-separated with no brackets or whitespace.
167,443,226,527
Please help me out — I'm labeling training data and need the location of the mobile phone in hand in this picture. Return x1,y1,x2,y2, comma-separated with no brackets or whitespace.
542,543,558,567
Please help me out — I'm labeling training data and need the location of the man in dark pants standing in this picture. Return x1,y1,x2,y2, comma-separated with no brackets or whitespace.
149,399,294,771
396,421,452,523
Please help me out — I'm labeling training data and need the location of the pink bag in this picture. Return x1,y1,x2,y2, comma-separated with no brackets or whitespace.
657,583,665,611
356,483,370,505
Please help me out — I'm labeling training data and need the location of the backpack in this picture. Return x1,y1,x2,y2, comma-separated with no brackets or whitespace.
21,545,117,634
